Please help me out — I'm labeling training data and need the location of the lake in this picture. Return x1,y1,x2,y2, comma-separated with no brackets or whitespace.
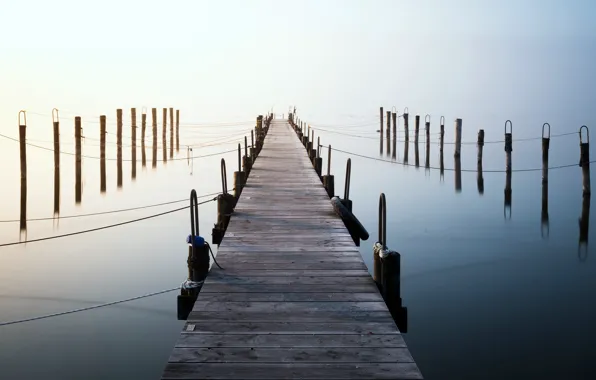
0,108,594,380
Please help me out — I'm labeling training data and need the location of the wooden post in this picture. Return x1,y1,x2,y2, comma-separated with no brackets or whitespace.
314,136,323,178
75,116,83,202
454,118,462,158
505,120,513,172
243,136,251,176
392,111,397,140
579,193,590,261
440,116,445,153
504,169,512,219
386,110,391,155
373,243,383,291
414,137,419,168
250,130,255,163
309,131,316,164
580,126,591,195
477,129,485,195
542,123,550,184
52,109,60,215
440,145,444,181
425,135,430,171
116,109,123,189
233,144,245,201
18,111,27,231
541,180,549,238
141,110,147,167
131,108,137,180
176,109,180,152
379,107,384,154
404,137,409,165
454,156,462,193
152,108,157,168
322,145,335,198
403,108,409,142
169,107,174,159
100,115,107,193
162,108,167,163
414,115,420,144
425,115,430,142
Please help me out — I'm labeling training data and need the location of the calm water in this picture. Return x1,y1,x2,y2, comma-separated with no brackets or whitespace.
0,109,595,380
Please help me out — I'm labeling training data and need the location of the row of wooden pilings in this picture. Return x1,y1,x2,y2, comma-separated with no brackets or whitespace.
289,112,407,331
16,107,180,233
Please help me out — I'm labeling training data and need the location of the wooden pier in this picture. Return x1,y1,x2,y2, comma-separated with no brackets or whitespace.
161,119,423,379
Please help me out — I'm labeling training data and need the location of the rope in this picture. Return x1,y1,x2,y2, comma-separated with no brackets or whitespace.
322,146,593,173
0,198,217,247
0,191,222,223
0,287,180,327
206,242,223,270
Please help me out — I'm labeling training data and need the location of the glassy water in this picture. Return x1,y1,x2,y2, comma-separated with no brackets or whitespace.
0,108,595,380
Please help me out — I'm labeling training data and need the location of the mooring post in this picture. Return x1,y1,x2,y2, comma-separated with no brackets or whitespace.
505,120,513,172
322,145,335,198
314,136,323,178
414,136,420,169
542,123,550,184
151,108,157,168
243,136,251,176
341,158,352,212
414,115,420,144
52,109,60,215
440,116,445,153
75,116,83,202
455,156,462,193
162,108,167,163
233,143,245,202
404,136,409,164
541,178,549,239
403,108,409,142
580,126,591,195
212,159,236,245
141,108,147,167
250,130,256,163
477,129,485,195
440,145,445,181
309,130,317,164
131,108,137,180
176,109,180,152
425,115,430,142
454,118,462,158
18,111,27,231
579,193,590,261
379,107,384,154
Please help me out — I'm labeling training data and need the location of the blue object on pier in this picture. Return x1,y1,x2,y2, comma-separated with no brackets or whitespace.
186,235,205,247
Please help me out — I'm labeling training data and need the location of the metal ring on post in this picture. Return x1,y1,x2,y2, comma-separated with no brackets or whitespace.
52,108,59,123
505,120,513,134
425,114,431,123
221,159,228,195
580,125,589,144
440,116,445,126
378,193,387,248
18,110,27,126
542,123,551,139
344,158,351,201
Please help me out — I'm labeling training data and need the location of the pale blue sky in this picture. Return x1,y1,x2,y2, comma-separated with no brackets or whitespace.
0,0,594,138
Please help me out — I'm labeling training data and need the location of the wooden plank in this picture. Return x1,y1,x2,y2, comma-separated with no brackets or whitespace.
191,301,389,313
194,292,383,302
169,347,414,363
211,269,369,277
175,333,406,348
162,363,423,379
216,246,360,253
211,262,368,271
180,321,399,334
204,275,375,285
187,311,394,323
199,283,378,293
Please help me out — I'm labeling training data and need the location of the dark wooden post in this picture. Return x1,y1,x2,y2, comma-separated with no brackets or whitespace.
505,120,513,172
404,137,409,165
454,118,462,157
392,111,397,141
505,169,512,220
141,109,147,167
414,114,420,144
580,126,591,195
152,108,157,168
176,109,180,152
243,136,251,176
541,180,549,239
477,129,484,195
162,108,167,163
542,123,550,184
454,156,462,193
52,109,60,215
100,115,107,193
579,193,590,261
309,131,317,164
440,116,445,153
75,116,83,202
233,144,245,202
169,107,174,159
403,108,409,142
116,109,123,188
250,130,255,163
18,111,27,231
379,107,384,154
131,108,137,180
414,136,420,169
386,110,391,155
322,145,335,198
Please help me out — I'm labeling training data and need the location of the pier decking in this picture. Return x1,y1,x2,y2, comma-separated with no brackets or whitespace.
161,120,423,379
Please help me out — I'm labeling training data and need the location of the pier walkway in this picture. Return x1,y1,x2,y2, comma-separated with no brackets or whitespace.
161,119,423,379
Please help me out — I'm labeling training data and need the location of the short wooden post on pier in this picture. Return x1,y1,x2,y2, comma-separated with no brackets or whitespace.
52,109,60,214
250,130,255,163
341,158,352,212
233,144,245,201
141,109,147,167
18,111,27,231
580,126,591,195
322,145,334,198
75,116,83,202
100,115,107,193
131,108,137,180
309,131,317,164
151,108,157,168
505,120,513,172
162,108,167,163
243,136,251,176
542,123,550,184
212,159,236,245
314,136,323,178
454,118,463,157
116,109,123,188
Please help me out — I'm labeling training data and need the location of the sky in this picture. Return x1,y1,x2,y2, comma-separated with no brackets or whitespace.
0,0,595,137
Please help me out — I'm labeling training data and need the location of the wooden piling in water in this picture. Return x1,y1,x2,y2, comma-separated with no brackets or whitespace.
454,118,462,158
52,109,60,214
131,108,137,180
579,194,590,261
176,109,180,152
75,116,83,202
477,129,485,195
541,180,549,238
116,110,123,189
580,126,591,195
505,120,513,173
141,110,147,167
100,115,107,193
454,156,462,193
392,111,397,140
250,130,255,163
404,137,409,164
386,110,391,155
18,111,27,231
542,123,550,184
414,114,420,144
379,107,384,154
169,108,174,159
440,116,445,153
233,144,245,201
162,108,167,163
504,170,512,219
414,137,420,168
403,108,409,142
152,108,157,168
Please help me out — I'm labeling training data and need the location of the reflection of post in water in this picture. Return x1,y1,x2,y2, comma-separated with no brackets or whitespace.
152,108,157,168
162,108,167,163
131,108,137,180
100,115,106,193
454,156,462,193
19,111,27,233
169,107,174,159
116,109,123,189
425,132,430,173
52,109,60,215
579,194,590,262
477,129,484,195
386,110,390,156
141,109,147,167
414,138,419,169
379,107,383,155
392,132,396,161
75,116,82,204
541,181,549,239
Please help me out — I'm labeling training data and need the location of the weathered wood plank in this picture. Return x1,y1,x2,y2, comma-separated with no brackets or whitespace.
194,292,383,302
205,275,375,285
162,363,423,379
180,321,399,334
187,311,394,323
199,283,378,293
192,301,389,313
216,246,360,253
211,263,368,271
